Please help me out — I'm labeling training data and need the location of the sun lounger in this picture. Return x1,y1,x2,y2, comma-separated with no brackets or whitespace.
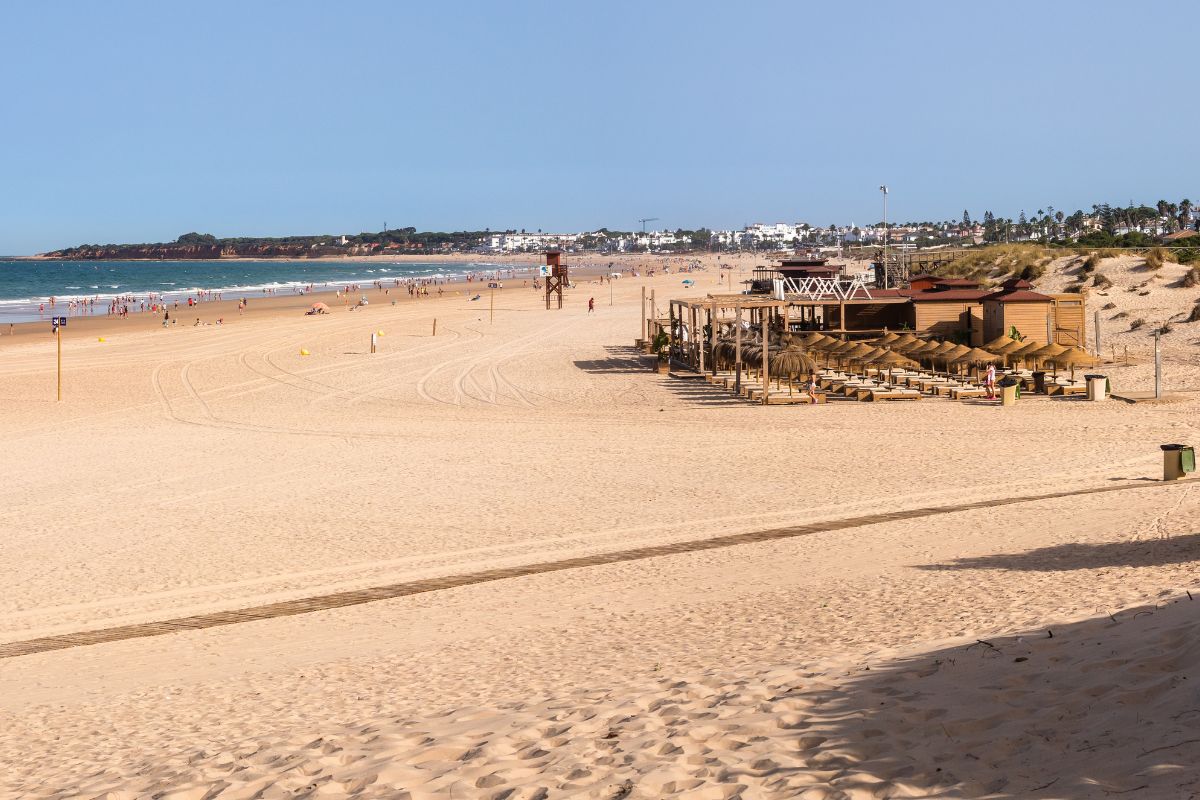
949,386,988,399
1046,382,1087,396
858,388,922,401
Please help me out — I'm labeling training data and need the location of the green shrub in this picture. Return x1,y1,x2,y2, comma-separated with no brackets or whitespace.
1129,318,1146,330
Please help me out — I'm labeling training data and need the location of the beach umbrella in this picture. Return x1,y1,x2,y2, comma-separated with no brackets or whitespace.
771,349,817,394
871,348,919,380
893,337,931,354
950,346,1002,381
799,332,832,347
938,344,973,373
987,338,1025,355
984,334,1021,350
1028,342,1067,369
874,332,902,345
1003,339,1042,366
952,347,1002,364
905,340,939,360
1047,346,1096,380
926,341,957,356
891,332,920,348
853,347,891,371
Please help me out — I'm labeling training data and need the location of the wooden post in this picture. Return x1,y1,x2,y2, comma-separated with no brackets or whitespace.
432,318,437,336
650,289,656,323
641,286,647,342
838,300,845,333
735,305,743,394
699,306,706,373
1094,310,1101,357
709,301,717,375
370,332,377,354
1045,313,1053,345
761,308,770,405
56,326,62,402
489,288,494,323
1154,329,1162,399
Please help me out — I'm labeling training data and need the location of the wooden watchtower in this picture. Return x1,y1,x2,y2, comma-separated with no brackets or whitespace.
545,250,567,309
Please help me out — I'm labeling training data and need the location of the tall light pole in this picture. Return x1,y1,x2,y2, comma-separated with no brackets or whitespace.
879,185,889,289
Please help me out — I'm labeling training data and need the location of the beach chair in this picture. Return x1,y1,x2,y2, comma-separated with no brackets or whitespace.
1046,382,1087,396
949,386,988,400
858,388,922,401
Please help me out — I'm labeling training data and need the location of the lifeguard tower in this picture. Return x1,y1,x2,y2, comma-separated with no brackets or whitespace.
544,250,567,309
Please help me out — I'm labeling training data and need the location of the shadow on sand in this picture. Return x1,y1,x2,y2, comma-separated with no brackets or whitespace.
917,531,1200,573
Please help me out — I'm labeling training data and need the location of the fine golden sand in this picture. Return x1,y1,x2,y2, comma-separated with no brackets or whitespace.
2,256,1200,798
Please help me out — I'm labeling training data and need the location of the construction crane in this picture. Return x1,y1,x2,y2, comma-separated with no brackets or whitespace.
638,217,659,233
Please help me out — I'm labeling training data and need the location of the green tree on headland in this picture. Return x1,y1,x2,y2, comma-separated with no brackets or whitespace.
176,232,217,245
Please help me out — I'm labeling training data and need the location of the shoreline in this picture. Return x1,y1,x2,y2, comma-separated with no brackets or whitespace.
0,256,720,342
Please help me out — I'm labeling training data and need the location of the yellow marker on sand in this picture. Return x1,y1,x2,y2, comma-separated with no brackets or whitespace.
300,348,310,356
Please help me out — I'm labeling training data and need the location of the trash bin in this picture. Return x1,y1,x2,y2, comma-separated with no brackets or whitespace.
1001,384,1019,406
1084,373,1108,402
1032,370,1047,393
1161,444,1195,481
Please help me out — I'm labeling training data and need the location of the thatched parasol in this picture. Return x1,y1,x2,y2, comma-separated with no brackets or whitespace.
938,344,974,372
872,349,919,374
843,342,877,358
770,349,818,394
1005,339,1044,365
799,332,833,347
1047,346,1096,379
984,334,1020,350
952,347,1002,364
1028,342,1067,369
987,338,1025,355
875,332,902,345
891,332,920,348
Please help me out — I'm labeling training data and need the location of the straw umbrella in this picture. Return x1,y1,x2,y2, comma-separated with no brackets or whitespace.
984,334,1020,350
894,337,932,355
875,332,902,345
854,346,892,376
987,338,1025,356
951,347,1002,381
891,332,920,348
871,349,919,383
1048,346,1096,381
843,343,879,368
771,348,817,395
1029,342,1067,371
799,332,833,348
1005,339,1043,367
938,344,973,374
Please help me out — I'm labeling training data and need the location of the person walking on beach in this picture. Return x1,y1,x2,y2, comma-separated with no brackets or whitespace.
588,297,595,314
984,362,997,399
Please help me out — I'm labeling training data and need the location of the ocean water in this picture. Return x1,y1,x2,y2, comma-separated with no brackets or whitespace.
0,259,532,323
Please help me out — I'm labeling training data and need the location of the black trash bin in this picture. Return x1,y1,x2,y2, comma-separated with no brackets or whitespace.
1032,370,1047,393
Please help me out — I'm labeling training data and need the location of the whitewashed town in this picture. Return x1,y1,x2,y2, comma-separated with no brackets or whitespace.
485,199,1198,254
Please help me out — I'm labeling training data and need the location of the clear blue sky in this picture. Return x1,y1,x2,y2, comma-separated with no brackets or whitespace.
2,0,1196,254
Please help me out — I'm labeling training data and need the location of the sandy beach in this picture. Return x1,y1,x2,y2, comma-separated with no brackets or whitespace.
3,254,1200,798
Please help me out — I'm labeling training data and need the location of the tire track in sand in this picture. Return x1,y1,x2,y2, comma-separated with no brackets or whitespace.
0,479,1184,660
